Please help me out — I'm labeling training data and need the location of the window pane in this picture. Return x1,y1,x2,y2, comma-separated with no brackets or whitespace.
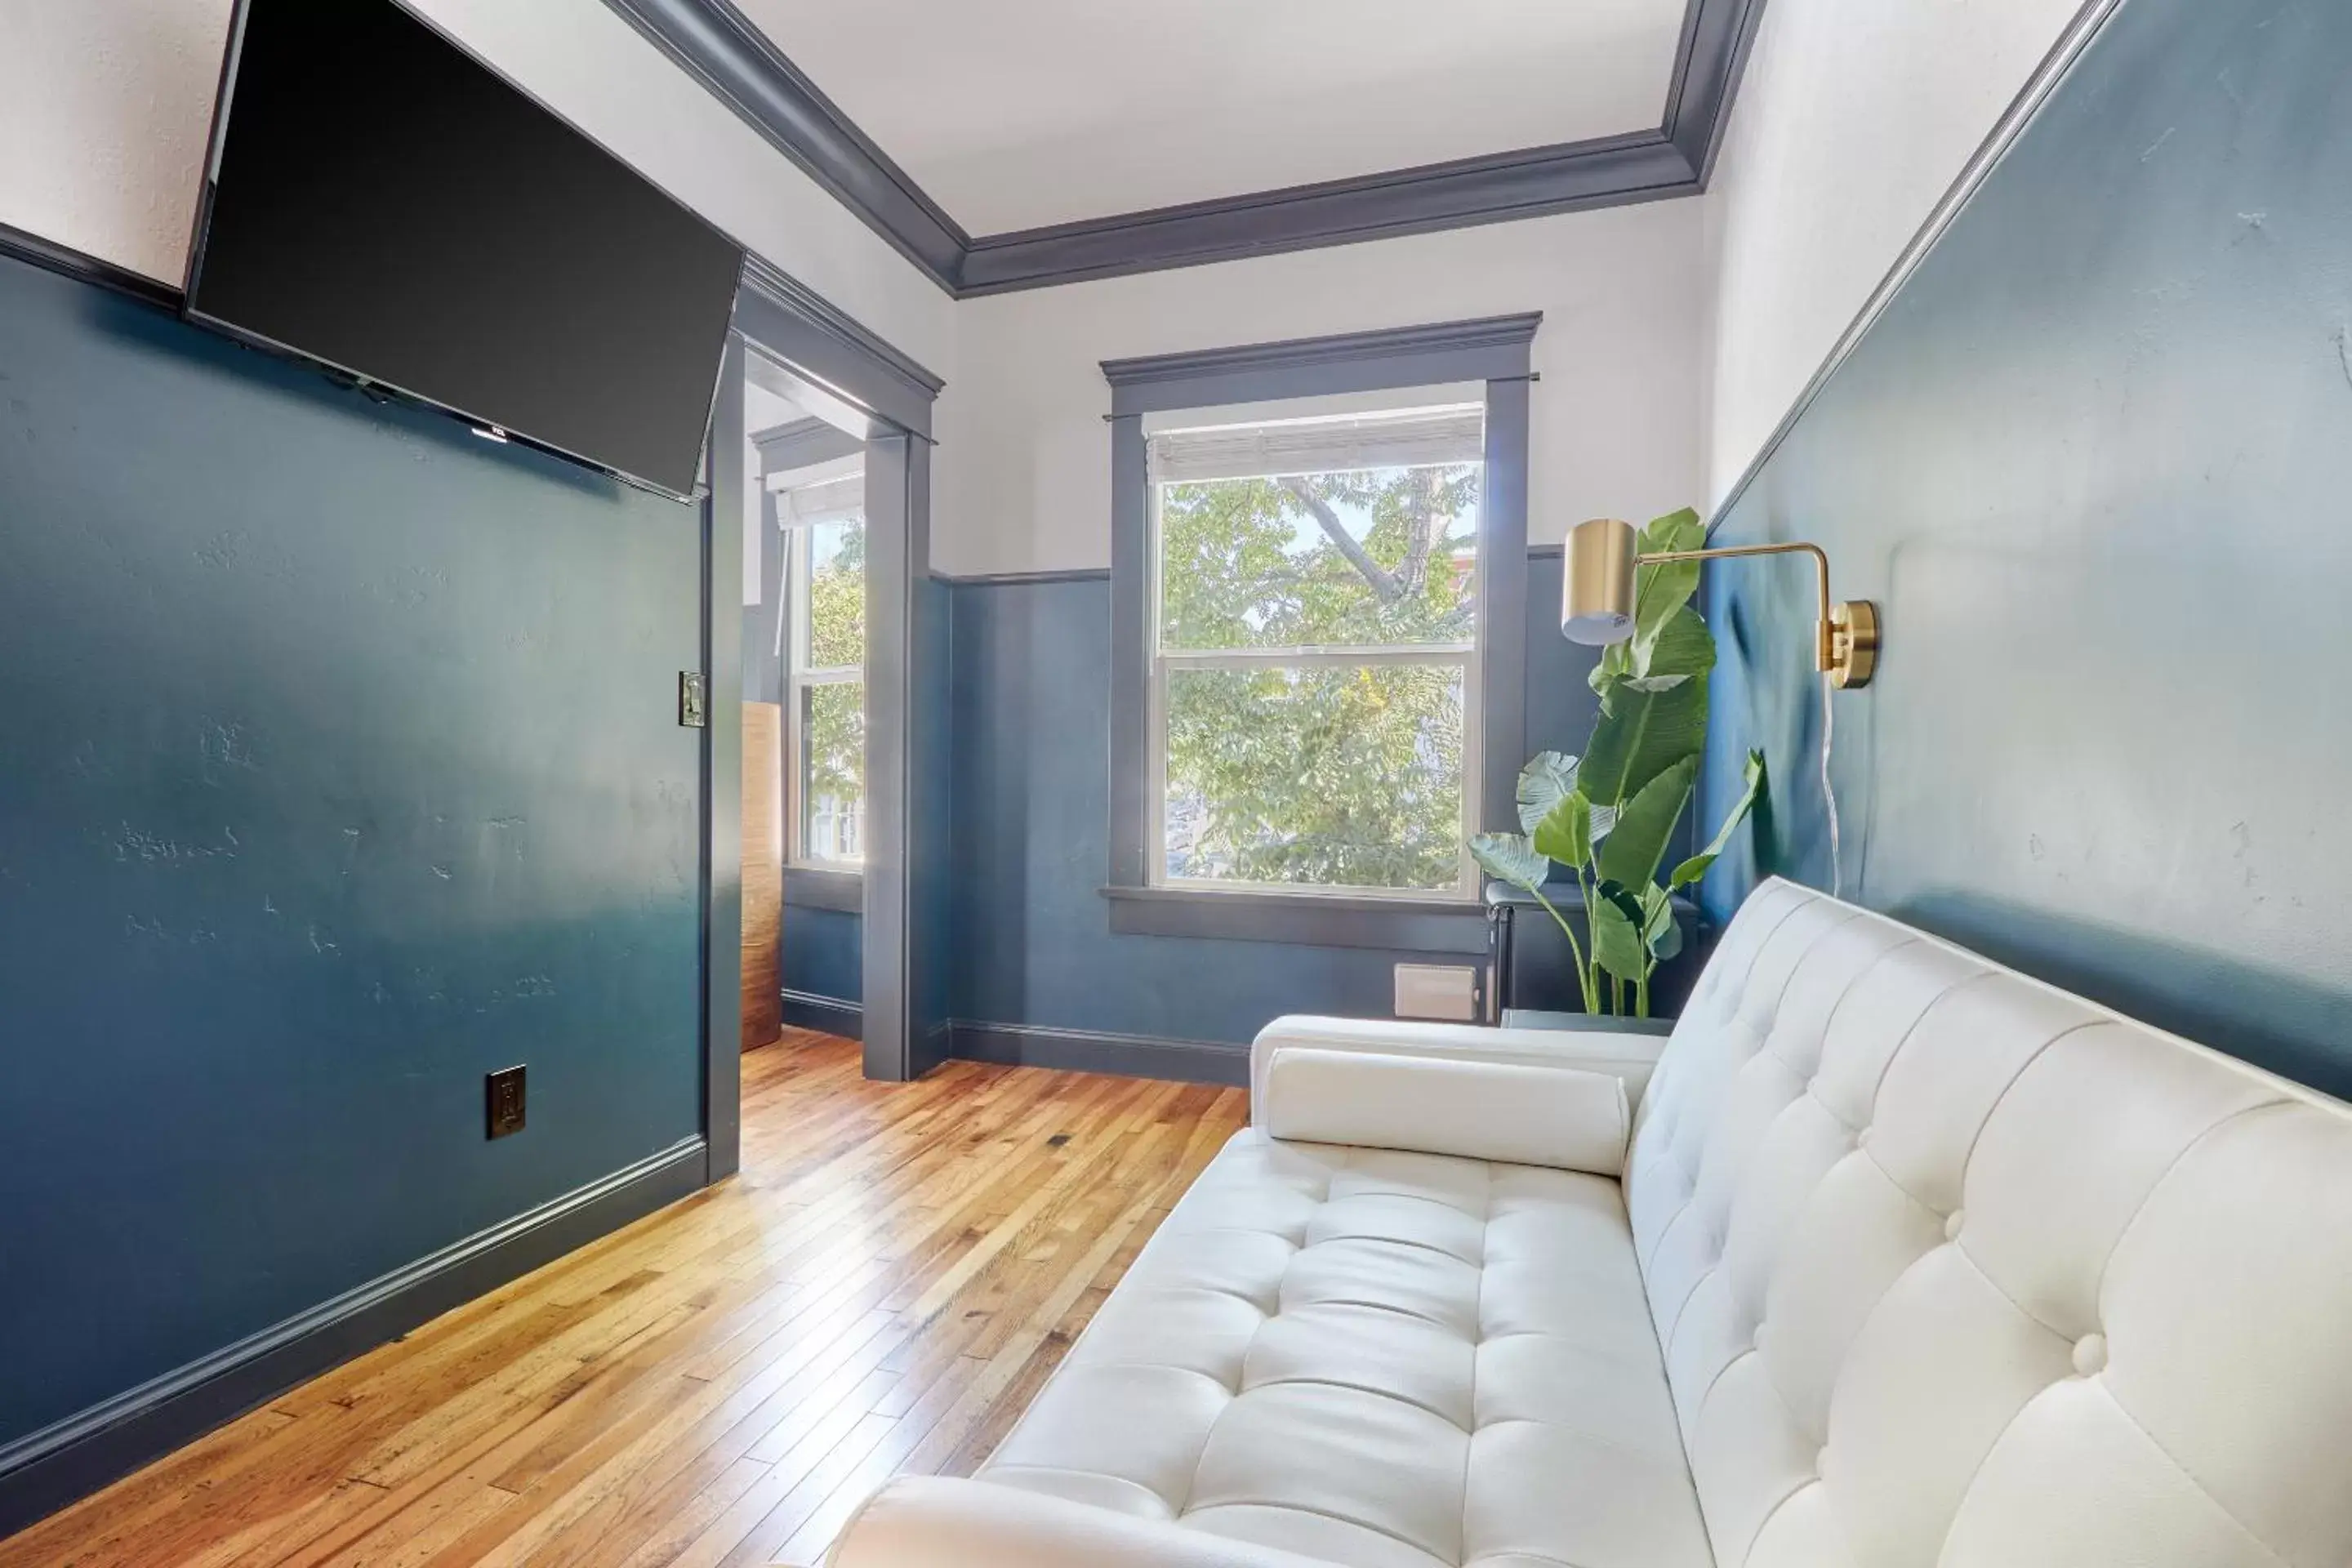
806,518,865,669
1157,462,1480,652
1163,662,1465,891
800,679,865,864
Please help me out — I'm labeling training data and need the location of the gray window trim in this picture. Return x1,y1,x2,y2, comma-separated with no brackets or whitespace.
1102,314,1543,416
1102,314,1537,950
1102,886,1490,955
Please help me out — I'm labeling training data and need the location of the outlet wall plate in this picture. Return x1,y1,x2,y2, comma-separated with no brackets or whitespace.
1394,963,1481,1022
486,1064,527,1139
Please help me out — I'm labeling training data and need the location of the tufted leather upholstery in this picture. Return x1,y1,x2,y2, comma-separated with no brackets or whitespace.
826,878,2352,1568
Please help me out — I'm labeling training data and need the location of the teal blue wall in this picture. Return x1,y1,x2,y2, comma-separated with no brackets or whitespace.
784,903,862,1004
1699,0,2352,1098
0,255,705,1450
943,553,1615,1060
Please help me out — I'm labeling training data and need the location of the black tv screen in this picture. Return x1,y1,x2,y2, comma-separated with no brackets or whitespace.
186,0,742,497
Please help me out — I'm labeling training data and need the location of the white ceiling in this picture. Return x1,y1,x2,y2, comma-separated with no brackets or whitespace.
736,0,1691,235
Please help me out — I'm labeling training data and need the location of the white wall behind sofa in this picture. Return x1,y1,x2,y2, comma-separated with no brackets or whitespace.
1702,0,2096,508
0,0,956,377
932,200,1708,579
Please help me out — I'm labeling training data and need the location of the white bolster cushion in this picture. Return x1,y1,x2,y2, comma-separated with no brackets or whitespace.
826,1475,1339,1568
1250,1013,1669,1116
1258,1046,1630,1174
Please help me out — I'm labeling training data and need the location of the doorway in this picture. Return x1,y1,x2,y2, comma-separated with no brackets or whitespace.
739,356,869,1054
699,261,947,1182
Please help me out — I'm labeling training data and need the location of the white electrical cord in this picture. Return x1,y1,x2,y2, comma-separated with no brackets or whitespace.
1820,670,1842,898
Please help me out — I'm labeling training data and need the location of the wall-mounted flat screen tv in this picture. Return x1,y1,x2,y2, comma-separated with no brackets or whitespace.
185,0,742,499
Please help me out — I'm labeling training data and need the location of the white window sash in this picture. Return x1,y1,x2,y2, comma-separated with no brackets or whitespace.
785,519,866,871
1147,649,1480,902
1142,401,1486,902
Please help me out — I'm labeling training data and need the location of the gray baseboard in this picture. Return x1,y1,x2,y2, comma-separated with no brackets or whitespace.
0,1136,708,1538
949,1020,1249,1087
780,988,863,1040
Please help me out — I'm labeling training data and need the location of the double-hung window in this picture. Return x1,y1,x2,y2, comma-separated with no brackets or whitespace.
1103,314,1538,945
1147,394,1487,898
777,461,866,867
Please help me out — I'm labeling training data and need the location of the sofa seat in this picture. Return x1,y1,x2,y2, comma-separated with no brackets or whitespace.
974,1131,1712,1568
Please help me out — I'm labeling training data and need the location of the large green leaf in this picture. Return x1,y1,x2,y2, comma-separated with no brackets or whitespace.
1636,604,1717,684
1590,880,1652,981
1668,749,1769,890
1596,756,1697,889
1642,507,1707,553
1642,882,1683,962
1515,751,1581,834
1531,791,1592,869
1588,639,1631,696
1580,675,1708,809
1629,509,1707,663
1471,832,1550,891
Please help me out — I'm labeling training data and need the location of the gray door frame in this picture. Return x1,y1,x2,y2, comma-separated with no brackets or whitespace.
701,334,746,1180
705,262,943,1138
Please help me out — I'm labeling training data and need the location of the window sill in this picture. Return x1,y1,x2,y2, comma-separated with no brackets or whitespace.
784,866,862,913
1102,883,1487,954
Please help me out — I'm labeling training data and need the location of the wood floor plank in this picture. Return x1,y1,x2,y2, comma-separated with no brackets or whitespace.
0,1036,1248,1568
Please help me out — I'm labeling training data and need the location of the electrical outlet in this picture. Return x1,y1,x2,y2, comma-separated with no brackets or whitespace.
487,1064,527,1139
1395,963,1481,1022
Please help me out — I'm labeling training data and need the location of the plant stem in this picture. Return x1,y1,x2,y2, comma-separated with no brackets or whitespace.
1576,868,1605,1013
1636,971,1651,1019
1527,884,1600,1014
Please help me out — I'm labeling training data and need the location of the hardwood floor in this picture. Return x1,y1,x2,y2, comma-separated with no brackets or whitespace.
2,1032,1250,1568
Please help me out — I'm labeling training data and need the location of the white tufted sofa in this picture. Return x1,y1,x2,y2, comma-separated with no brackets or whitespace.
824,878,2352,1567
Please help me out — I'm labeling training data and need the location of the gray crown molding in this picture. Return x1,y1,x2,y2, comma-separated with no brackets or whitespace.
1665,0,1772,183
960,131,1695,296
599,0,969,289
606,0,1769,296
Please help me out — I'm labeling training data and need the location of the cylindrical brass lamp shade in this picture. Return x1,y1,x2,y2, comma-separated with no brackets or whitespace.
1561,518,1639,645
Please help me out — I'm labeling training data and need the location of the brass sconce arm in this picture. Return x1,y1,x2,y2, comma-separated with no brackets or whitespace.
1637,542,1836,675
1561,520,1879,688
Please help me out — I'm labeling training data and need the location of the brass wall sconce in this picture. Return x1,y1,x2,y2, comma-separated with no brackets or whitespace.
1561,517,1879,689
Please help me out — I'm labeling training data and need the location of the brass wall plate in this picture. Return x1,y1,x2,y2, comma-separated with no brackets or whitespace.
1830,600,1879,688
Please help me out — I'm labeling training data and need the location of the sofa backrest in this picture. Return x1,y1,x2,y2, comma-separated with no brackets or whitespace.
1624,877,2352,1567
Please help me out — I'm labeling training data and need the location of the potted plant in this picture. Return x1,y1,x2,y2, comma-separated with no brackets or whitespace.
1472,509,1766,1019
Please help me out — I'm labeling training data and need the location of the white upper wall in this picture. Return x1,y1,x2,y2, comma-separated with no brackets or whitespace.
933,200,1708,578
3,0,2097,550
1702,0,2091,508
0,0,955,377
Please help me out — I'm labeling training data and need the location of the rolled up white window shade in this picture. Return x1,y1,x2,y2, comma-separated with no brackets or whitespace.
1149,403,1484,486
781,474,863,523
